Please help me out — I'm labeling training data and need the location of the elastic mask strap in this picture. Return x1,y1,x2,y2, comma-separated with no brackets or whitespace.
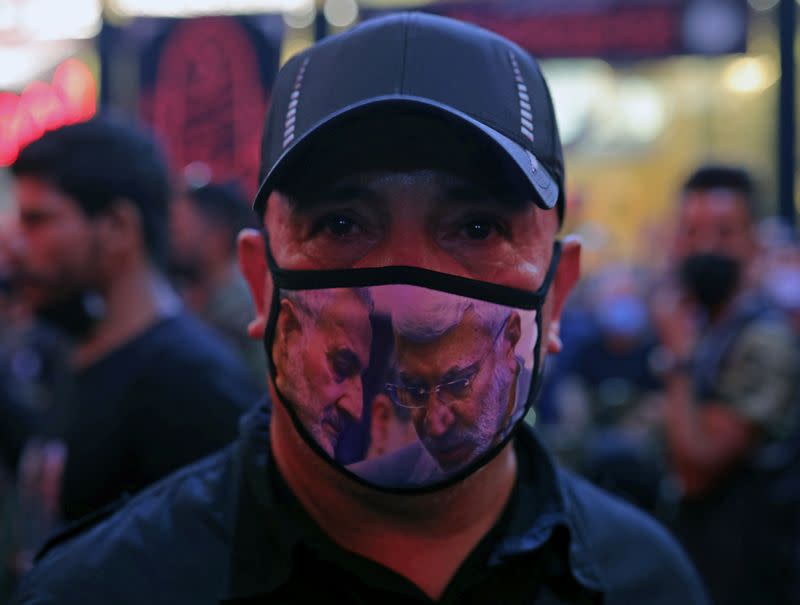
262,230,562,311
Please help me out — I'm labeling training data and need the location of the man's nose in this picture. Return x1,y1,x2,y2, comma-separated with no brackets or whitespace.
336,378,363,422
5,228,26,261
424,396,455,438
364,226,461,273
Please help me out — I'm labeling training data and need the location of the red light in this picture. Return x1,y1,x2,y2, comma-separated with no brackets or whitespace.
0,59,98,167
52,58,97,124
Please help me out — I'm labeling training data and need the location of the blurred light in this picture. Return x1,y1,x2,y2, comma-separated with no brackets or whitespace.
0,48,42,89
323,0,358,28
616,79,666,143
683,0,745,54
0,58,97,167
9,0,101,41
184,161,212,188
0,2,16,31
723,56,778,94
108,0,308,16
51,59,98,123
749,0,779,10
542,60,615,146
284,0,316,29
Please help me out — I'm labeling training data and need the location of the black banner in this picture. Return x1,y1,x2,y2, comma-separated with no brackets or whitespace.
369,0,748,60
99,15,282,197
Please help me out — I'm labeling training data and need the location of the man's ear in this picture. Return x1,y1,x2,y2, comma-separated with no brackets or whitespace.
273,298,303,391
546,236,581,354
503,312,522,368
238,229,272,340
94,199,142,261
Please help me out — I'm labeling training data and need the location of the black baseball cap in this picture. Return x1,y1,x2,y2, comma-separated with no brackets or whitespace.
255,12,565,222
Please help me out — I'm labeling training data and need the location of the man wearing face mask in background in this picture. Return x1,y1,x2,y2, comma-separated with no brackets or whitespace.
653,164,800,605
6,118,258,529
14,15,706,605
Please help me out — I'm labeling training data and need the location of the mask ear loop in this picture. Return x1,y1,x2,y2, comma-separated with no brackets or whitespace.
262,230,282,387
495,239,561,440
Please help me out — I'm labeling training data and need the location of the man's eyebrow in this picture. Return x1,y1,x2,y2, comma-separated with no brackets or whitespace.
291,182,380,209
441,361,479,383
330,347,364,374
441,184,527,210
19,209,52,223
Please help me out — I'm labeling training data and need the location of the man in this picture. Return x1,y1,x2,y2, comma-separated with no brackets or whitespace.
653,165,800,605
272,288,372,457
6,117,258,524
367,294,524,481
169,183,265,382
762,237,800,332
15,14,706,604
353,294,525,487
365,367,418,461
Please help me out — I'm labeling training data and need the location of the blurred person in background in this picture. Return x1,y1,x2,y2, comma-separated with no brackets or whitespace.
552,266,666,513
6,117,258,541
0,211,74,595
761,237,800,334
539,266,664,513
653,164,800,605
169,182,265,383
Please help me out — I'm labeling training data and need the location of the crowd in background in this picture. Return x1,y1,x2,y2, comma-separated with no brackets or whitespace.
0,117,798,604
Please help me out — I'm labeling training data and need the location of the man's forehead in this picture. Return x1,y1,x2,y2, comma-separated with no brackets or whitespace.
682,189,749,215
14,177,75,212
284,169,530,211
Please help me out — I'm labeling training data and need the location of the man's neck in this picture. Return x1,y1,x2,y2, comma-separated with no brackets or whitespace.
186,258,237,313
73,265,181,368
270,404,517,600
707,285,748,326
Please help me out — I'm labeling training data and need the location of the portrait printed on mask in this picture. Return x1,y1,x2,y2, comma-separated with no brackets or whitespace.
381,288,532,485
273,283,539,490
272,288,373,457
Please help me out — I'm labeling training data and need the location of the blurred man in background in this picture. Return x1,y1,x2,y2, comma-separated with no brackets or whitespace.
169,182,264,382
6,117,258,534
554,267,666,513
654,164,800,605
761,237,800,333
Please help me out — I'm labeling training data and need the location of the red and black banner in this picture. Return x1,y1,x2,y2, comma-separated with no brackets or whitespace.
370,0,748,60
99,15,282,197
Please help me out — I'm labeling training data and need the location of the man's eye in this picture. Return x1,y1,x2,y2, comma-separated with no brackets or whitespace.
458,217,505,241
314,214,363,237
443,378,471,398
464,222,492,239
330,349,361,381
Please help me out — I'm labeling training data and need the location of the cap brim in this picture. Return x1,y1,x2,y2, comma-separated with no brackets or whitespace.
254,96,560,217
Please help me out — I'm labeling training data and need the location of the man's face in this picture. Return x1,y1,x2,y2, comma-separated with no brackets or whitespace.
277,290,372,456
394,308,518,470
10,176,100,309
243,164,580,475
169,196,209,270
674,190,755,266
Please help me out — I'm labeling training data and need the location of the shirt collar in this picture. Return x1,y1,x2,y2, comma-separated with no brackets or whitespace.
222,402,603,602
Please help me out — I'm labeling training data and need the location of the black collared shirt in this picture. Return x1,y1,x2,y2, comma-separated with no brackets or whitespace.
15,402,708,605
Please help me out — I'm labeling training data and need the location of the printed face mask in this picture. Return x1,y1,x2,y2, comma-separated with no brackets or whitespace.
264,239,561,492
